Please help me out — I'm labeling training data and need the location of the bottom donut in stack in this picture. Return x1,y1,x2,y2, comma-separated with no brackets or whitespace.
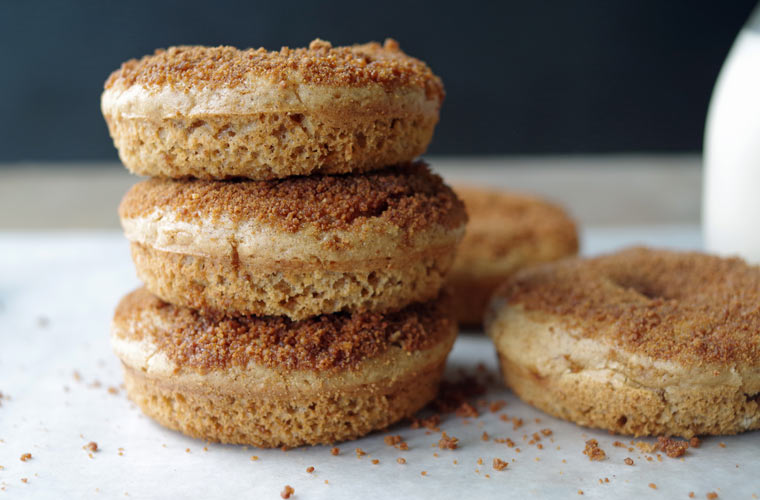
112,288,456,447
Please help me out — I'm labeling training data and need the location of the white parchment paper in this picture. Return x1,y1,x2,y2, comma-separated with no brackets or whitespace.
1,228,757,499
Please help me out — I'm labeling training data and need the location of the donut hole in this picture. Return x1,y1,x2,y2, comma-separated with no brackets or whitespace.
609,274,671,301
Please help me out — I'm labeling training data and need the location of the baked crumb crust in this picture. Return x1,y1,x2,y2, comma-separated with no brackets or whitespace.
122,357,446,447
498,351,760,437
128,243,457,319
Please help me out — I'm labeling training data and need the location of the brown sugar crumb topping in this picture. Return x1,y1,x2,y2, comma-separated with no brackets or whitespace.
624,457,634,465
437,433,459,450
115,288,451,372
330,447,340,456
105,40,444,101
706,492,718,499
384,435,409,451
636,441,657,453
492,458,508,471
648,483,657,490
499,248,760,365
384,435,402,446
410,414,441,432
280,485,294,499
455,402,479,418
120,163,466,235
19,453,31,462
397,457,406,464
489,401,506,413
305,466,314,473
656,436,689,458
583,439,606,461
84,442,98,452
690,437,701,448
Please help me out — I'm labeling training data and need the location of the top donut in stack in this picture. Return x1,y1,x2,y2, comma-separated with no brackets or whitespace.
101,39,444,180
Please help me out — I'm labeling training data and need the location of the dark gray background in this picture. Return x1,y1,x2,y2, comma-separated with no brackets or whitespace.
0,0,756,162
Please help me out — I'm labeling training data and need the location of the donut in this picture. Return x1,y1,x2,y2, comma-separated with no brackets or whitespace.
101,39,444,180
112,288,456,447
118,162,467,319
449,186,578,327
486,247,760,437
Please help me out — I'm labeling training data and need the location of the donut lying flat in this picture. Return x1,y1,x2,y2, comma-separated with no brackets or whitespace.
486,247,760,437
449,186,578,327
112,288,456,447
102,39,444,180
118,163,466,319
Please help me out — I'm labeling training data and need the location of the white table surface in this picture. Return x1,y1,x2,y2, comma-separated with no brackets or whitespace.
1,227,758,499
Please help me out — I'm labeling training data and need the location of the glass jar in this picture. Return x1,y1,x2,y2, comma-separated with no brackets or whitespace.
703,5,760,262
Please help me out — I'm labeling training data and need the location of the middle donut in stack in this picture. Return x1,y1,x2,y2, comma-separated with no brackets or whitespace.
105,39,466,447
119,164,462,319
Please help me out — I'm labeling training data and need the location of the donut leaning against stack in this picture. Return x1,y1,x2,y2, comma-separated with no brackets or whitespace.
102,39,467,447
486,247,760,438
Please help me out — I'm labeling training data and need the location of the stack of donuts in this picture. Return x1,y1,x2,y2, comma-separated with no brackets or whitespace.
101,39,467,447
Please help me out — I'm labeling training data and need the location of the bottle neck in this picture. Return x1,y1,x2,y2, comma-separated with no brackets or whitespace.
750,3,760,32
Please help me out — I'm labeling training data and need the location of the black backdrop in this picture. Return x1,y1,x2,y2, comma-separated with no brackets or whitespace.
0,0,756,162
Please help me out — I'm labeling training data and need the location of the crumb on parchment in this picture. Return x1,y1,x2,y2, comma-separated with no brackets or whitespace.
583,440,606,461
280,485,294,499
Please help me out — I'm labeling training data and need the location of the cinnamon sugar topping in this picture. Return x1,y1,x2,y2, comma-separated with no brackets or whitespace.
583,439,606,461
437,433,459,450
280,485,294,499
656,436,689,458
120,163,466,234
104,40,444,101
492,458,508,471
114,288,452,372
499,248,760,365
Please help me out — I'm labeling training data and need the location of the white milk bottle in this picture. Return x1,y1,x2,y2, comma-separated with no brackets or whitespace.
704,5,760,262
